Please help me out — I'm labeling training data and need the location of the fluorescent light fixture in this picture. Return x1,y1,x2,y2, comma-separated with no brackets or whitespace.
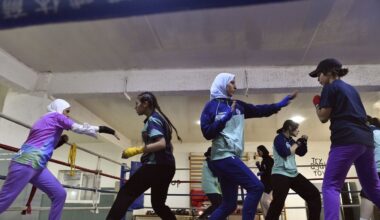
290,115,305,123
196,120,201,125
374,101,380,109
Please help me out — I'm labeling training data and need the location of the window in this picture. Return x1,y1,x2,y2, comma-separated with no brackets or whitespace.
58,170,101,204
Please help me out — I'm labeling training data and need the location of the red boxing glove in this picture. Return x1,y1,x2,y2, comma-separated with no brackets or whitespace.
313,95,321,106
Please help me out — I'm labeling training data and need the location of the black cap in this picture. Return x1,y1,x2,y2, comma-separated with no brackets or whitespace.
309,58,342,78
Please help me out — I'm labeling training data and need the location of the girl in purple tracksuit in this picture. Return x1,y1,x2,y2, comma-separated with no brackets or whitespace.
0,99,118,220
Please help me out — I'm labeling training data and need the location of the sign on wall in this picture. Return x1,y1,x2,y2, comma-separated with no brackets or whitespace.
310,157,326,177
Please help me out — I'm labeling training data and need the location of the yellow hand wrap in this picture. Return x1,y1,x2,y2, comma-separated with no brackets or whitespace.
68,143,77,176
122,146,144,159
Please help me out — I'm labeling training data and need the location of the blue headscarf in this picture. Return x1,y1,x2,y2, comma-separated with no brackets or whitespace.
210,73,235,100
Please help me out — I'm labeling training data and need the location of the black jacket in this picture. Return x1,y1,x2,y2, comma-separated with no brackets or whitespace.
258,155,274,193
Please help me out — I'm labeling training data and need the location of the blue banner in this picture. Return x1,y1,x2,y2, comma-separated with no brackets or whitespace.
0,0,298,29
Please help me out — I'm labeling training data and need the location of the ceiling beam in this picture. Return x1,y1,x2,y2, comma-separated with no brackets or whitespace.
0,50,131,148
44,65,380,97
0,49,39,91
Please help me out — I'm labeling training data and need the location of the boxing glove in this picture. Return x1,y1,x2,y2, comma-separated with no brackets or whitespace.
54,135,69,149
99,126,116,135
313,95,321,107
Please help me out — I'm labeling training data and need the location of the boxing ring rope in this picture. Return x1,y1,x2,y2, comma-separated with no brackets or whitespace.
0,142,364,215
0,143,122,181
0,167,356,197
0,112,365,216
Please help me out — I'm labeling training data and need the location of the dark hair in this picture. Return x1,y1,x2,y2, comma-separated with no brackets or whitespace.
204,147,212,158
257,145,269,156
368,115,380,128
329,68,349,77
138,92,182,142
277,119,299,134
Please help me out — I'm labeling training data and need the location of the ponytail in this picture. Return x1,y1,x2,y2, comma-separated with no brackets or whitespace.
138,92,182,142
337,68,349,77
276,128,283,134
330,68,349,77
368,115,380,129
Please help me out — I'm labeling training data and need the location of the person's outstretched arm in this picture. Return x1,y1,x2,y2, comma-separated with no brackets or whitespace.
243,91,298,118
56,113,119,140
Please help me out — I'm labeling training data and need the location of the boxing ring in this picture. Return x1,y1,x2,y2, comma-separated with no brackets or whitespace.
0,112,367,220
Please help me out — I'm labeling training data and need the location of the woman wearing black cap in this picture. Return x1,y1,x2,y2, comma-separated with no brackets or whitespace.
256,145,274,217
309,58,380,220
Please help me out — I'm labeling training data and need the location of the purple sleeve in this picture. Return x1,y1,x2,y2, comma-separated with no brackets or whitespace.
56,114,74,130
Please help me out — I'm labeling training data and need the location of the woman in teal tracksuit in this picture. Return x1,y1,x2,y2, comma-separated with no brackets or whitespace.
200,72,296,220
199,147,222,220
266,119,321,220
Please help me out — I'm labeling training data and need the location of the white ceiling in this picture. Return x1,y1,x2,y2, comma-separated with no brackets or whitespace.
0,0,379,73
0,0,379,145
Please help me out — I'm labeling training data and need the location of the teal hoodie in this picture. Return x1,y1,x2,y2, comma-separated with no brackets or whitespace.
201,161,221,194
272,133,299,177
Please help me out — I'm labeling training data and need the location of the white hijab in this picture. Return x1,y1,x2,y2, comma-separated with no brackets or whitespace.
210,72,235,100
47,99,70,114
